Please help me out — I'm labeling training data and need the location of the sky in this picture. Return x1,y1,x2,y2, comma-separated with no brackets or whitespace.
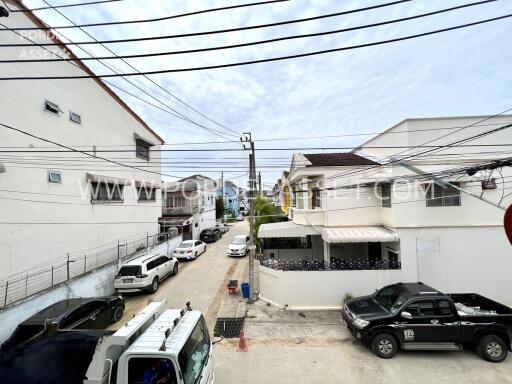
21,0,512,189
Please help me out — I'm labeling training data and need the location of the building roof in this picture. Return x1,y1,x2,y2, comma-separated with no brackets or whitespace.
178,174,214,182
8,0,164,144
302,153,379,166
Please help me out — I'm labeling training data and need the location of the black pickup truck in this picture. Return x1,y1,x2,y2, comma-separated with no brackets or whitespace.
342,282,512,362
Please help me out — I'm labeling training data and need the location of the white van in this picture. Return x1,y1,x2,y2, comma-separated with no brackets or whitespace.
227,235,250,257
114,253,178,293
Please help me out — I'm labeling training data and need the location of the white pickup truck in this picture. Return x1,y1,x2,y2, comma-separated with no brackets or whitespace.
0,300,214,384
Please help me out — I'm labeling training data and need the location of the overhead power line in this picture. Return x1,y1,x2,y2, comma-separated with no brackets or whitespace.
2,13,510,80
38,0,237,136
4,0,123,12
3,0,290,30
0,121,182,179
0,22,239,142
1,144,511,153
2,1,495,63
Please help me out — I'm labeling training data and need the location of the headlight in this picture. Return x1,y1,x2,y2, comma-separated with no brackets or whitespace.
352,318,370,329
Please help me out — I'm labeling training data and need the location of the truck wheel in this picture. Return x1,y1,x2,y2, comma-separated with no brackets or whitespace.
111,305,124,323
371,333,398,359
150,278,159,293
479,335,508,363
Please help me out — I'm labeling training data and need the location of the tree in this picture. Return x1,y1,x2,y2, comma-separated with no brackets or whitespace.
253,194,278,244
216,197,225,219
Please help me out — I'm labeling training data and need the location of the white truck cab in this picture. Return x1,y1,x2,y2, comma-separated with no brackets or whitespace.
84,300,214,384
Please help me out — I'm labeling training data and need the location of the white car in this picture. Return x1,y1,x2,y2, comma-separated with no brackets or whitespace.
172,240,206,260
236,214,244,221
114,253,178,293
227,235,250,257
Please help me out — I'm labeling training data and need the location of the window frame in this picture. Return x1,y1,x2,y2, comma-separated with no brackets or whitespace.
44,100,62,115
404,299,436,318
48,170,62,183
137,186,156,202
425,182,461,207
69,111,82,124
135,139,151,161
90,181,124,203
178,316,211,384
381,183,392,208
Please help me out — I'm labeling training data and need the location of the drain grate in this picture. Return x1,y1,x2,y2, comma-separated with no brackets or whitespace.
214,317,245,338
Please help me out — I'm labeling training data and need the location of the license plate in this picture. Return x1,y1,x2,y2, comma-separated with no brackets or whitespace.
123,279,133,283
180,251,185,254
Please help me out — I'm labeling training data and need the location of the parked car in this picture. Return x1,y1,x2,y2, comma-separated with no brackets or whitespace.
199,227,222,243
172,240,206,260
342,282,512,362
0,296,124,353
235,214,244,221
227,235,250,257
114,253,178,293
215,223,229,234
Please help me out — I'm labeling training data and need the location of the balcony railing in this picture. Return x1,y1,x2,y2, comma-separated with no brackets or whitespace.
162,205,199,216
290,207,325,225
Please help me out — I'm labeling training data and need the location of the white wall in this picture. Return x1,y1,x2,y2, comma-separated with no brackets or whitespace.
397,226,512,305
259,266,408,310
0,235,182,343
0,4,163,278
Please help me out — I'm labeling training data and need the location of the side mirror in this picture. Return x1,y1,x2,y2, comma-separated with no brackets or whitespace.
401,311,412,320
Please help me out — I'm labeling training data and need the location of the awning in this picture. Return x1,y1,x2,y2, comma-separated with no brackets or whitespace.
86,173,131,186
134,132,156,146
321,226,399,243
134,180,162,189
258,221,319,238
158,216,193,226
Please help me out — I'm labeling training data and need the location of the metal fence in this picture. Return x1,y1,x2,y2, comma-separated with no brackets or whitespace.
259,257,401,271
0,232,175,308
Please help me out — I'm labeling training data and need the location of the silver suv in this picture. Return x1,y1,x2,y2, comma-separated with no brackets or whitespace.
114,253,178,293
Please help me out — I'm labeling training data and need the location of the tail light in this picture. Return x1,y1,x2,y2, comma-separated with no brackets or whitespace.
136,274,148,278
187,250,193,253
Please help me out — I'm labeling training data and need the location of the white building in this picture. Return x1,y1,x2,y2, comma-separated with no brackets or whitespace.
0,0,164,278
258,115,512,309
160,175,217,240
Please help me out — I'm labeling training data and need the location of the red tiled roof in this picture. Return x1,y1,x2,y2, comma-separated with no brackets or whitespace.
303,153,379,166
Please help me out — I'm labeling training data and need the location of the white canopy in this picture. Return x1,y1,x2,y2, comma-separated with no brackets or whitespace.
321,226,399,243
258,221,319,238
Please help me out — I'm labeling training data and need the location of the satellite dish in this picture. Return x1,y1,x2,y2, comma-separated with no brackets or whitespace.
505,205,512,246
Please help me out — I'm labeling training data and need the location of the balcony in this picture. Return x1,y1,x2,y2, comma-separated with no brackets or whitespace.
290,207,325,226
162,205,199,216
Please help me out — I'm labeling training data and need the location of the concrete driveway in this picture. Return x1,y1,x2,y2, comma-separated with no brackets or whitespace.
109,220,250,331
214,301,512,384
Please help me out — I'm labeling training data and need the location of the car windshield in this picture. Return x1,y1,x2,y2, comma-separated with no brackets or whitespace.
117,265,141,277
231,238,246,245
178,242,193,248
374,285,410,313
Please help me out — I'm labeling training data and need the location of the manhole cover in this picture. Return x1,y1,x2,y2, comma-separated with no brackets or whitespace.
214,317,245,338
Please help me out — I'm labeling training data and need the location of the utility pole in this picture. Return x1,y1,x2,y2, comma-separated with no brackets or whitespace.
258,172,262,195
221,171,224,203
243,132,257,302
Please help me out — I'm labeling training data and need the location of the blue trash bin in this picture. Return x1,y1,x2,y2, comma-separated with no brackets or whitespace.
241,282,250,299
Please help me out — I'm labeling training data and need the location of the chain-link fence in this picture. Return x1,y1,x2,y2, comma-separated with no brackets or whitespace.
0,232,175,308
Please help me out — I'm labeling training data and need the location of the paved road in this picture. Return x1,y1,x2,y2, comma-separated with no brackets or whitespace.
110,220,249,331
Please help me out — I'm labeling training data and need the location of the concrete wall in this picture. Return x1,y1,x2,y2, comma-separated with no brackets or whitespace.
396,226,512,305
0,235,182,344
0,4,163,278
259,266,408,310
